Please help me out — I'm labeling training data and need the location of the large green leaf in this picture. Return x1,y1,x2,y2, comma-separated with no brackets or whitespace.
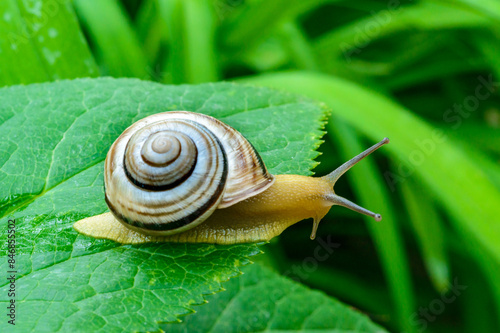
165,263,388,333
0,78,327,332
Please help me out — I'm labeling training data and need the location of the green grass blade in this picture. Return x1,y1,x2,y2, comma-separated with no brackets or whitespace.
304,265,392,316
314,1,489,62
0,0,98,86
458,253,500,333
450,237,500,331
383,56,486,91
220,0,334,51
328,121,416,333
159,0,218,83
453,0,500,22
479,250,500,329
73,0,149,78
472,29,500,79
157,0,181,83
449,122,500,155
278,21,319,71
400,178,450,292
438,123,500,189
182,0,218,83
470,251,500,331
135,0,167,66
240,71,500,266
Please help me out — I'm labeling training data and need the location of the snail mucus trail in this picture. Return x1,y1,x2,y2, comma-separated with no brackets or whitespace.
74,111,389,245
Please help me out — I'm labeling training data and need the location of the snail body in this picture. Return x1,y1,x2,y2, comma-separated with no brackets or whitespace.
74,111,388,244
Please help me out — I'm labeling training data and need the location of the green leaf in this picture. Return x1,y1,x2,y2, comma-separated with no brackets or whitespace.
0,0,98,87
0,78,327,332
400,177,450,293
163,263,388,333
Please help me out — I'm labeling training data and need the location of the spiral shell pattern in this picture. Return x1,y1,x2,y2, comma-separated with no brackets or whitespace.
105,111,274,235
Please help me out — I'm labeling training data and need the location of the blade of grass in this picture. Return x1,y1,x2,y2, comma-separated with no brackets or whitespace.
472,29,500,79
450,122,500,155
157,0,181,83
450,235,500,330
73,0,149,78
159,0,218,83
452,0,500,23
302,265,393,318
239,71,500,267
456,254,500,333
328,120,416,333
135,0,167,66
400,178,450,292
182,0,218,83
437,123,500,189
479,250,500,329
383,55,487,91
278,21,319,71
220,0,337,52
0,0,98,86
339,31,481,81
314,1,489,62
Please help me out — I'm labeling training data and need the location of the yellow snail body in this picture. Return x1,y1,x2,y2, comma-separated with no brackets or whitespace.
74,111,389,244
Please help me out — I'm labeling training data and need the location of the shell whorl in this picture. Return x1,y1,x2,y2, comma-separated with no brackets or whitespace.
104,111,275,235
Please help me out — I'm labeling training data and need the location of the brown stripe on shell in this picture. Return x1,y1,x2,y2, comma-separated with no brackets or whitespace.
124,128,198,187
123,147,198,191
104,116,228,235
117,127,218,212
126,111,275,208
103,111,275,236
116,138,218,218
113,150,228,231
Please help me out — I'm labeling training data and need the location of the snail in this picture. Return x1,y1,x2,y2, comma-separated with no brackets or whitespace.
74,111,389,245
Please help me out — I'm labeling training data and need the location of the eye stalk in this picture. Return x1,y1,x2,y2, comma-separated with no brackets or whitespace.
310,138,389,240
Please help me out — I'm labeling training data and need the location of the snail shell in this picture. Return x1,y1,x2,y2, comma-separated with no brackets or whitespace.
105,111,274,236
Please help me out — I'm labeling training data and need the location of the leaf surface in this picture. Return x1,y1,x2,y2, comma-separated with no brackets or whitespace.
165,263,388,333
0,78,327,332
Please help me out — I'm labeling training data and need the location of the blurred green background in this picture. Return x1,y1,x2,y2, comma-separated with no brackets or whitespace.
1,0,500,332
